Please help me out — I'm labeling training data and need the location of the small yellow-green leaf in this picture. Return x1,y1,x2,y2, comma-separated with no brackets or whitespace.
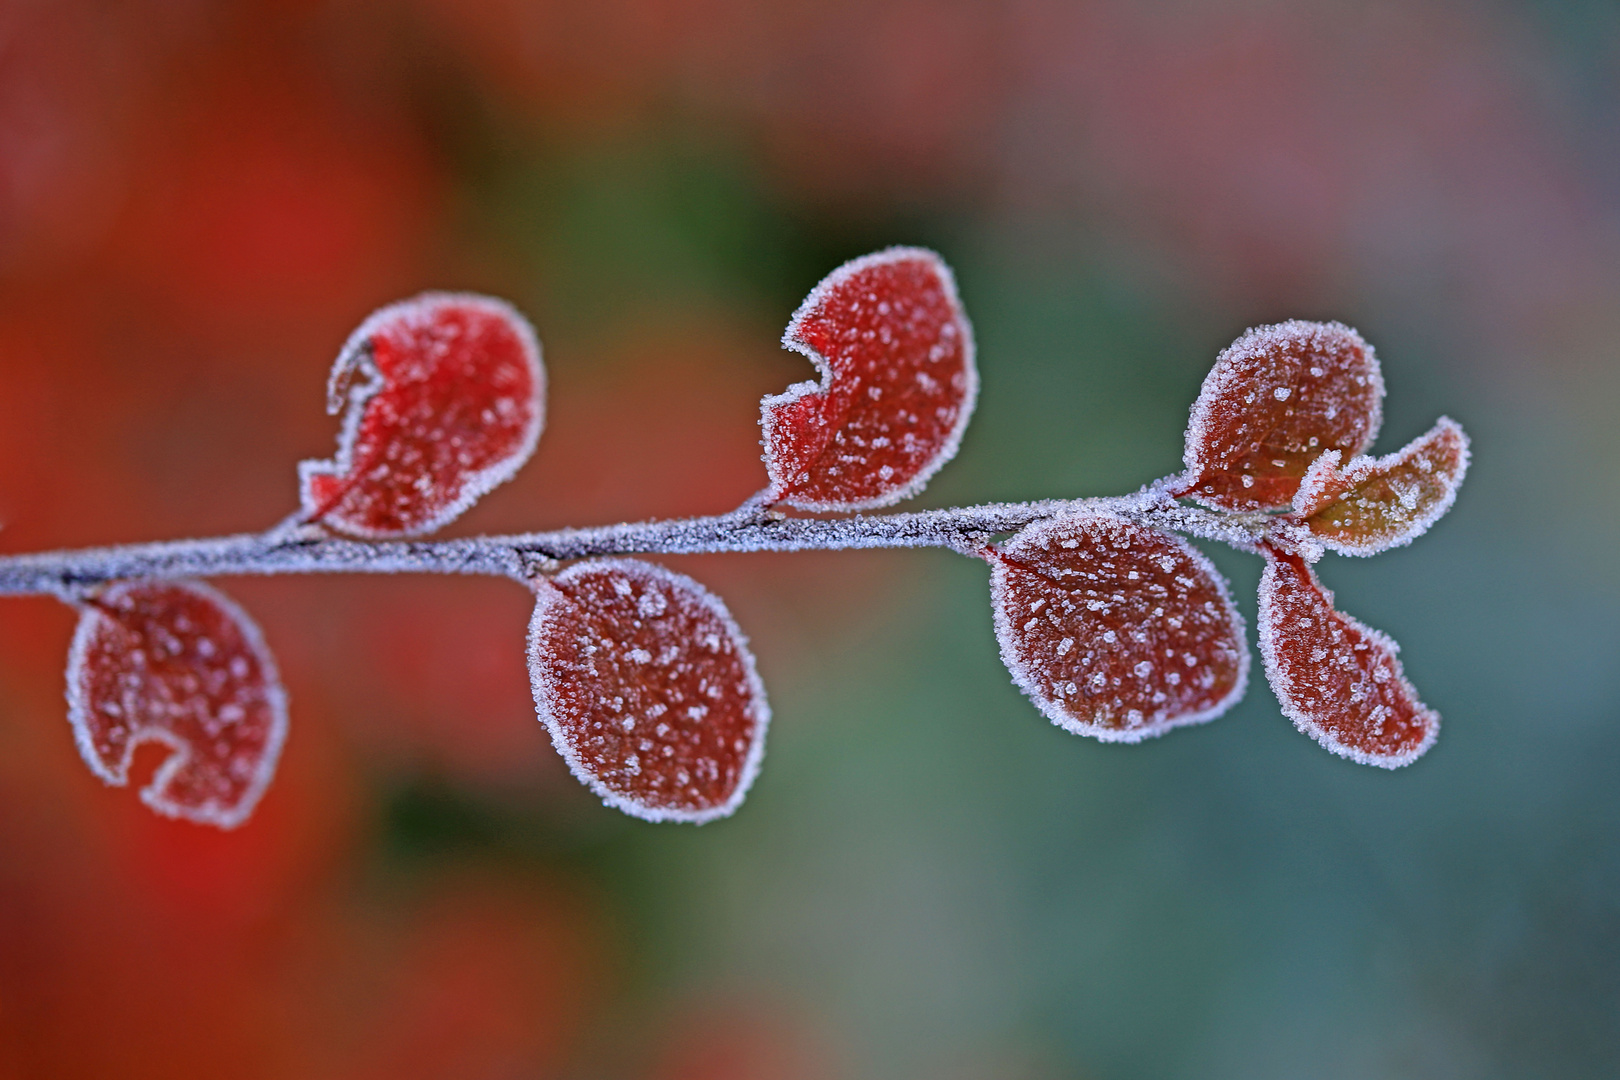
1293,418,1468,555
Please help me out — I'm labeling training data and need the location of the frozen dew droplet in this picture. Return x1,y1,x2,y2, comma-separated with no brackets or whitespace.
1181,321,1384,511
299,293,546,537
761,248,978,511
527,559,769,823
988,511,1249,743
1257,549,1438,766
65,580,289,828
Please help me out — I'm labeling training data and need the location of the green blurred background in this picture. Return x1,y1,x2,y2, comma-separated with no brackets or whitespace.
2,1,1618,1076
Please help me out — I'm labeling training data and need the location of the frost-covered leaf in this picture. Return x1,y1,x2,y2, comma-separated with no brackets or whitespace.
66,580,289,828
1291,418,1469,556
989,511,1248,742
762,247,977,511
300,293,545,538
1258,549,1438,767
527,559,769,823
1182,321,1383,511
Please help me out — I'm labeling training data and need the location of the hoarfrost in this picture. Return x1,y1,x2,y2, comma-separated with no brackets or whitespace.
527,559,769,823
1257,549,1438,767
761,248,978,511
299,293,545,538
1180,321,1384,511
989,511,1248,743
65,580,288,828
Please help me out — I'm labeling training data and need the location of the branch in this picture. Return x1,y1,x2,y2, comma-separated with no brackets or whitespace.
0,486,1276,599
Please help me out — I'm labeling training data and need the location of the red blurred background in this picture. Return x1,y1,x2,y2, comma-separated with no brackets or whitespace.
4,1,1619,1077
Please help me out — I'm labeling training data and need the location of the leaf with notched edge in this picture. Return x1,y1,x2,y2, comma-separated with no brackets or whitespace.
1258,549,1438,767
989,512,1248,743
66,580,289,828
762,247,977,511
1182,321,1383,511
1291,418,1469,556
527,560,769,823
300,293,545,538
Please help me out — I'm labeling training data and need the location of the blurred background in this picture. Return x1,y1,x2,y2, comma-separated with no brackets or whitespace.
2,0,1618,1076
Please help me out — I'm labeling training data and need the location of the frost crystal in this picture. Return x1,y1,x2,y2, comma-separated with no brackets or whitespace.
989,511,1248,742
300,293,545,538
1291,418,1469,556
1182,321,1383,511
65,580,288,828
762,247,977,510
1257,550,1438,767
527,560,769,823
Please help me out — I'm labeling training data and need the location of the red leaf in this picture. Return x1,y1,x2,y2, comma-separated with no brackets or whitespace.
1257,549,1438,766
762,247,977,510
1182,321,1383,511
300,293,545,537
66,580,289,828
527,560,769,823
989,512,1248,742
1291,417,1469,555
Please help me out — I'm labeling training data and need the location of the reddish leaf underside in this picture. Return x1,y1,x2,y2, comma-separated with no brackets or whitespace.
1258,549,1438,766
990,512,1249,742
527,560,769,823
762,247,977,510
1183,321,1384,511
300,293,544,537
1292,417,1469,555
66,580,288,828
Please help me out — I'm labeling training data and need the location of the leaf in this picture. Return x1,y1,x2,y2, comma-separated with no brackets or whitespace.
1182,321,1383,511
299,293,545,538
989,511,1249,742
1291,417,1469,556
65,580,289,828
527,559,769,823
762,247,977,510
1257,549,1438,766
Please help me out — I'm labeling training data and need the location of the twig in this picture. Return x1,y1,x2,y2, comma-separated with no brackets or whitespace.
0,486,1280,600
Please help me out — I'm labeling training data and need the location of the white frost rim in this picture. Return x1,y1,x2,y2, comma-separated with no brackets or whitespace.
1180,319,1385,507
990,509,1250,744
762,246,979,512
1256,553,1439,768
298,292,546,539
1290,416,1470,557
527,558,771,824
65,578,290,829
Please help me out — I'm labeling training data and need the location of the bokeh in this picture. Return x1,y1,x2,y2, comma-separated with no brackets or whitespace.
2,0,1619,1076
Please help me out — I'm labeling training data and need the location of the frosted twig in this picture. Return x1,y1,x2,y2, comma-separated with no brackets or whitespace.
0,485,1281,600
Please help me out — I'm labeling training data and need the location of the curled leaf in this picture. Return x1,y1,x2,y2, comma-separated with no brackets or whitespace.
527,560,769,823
989,511,1248,742
1182,321,1383,511
762,247,977,511
1257,549,1438,767
300,293,545,538
66,580,289,828
1291,418,1469,555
